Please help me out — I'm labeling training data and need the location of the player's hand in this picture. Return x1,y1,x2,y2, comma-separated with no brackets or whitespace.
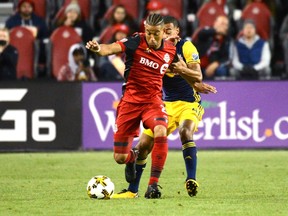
165,35,180,44
170,58,187,74
86,40,101,53
193,82,217,94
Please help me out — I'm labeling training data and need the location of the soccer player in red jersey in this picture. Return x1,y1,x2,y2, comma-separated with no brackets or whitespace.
112,16,217,199
86,14,196,195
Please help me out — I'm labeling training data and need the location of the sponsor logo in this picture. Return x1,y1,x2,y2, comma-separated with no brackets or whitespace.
139,57,169,74
195,101,288,142
0,89,56,142
89,88,119,141
139,57,159,69
88,88,288,145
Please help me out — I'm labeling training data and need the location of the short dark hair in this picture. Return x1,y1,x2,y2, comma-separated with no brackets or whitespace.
72,47,85,56
163,15,179,28
145,13,164,26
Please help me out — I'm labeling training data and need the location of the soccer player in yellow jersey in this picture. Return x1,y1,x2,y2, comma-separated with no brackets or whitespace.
113,16,217,199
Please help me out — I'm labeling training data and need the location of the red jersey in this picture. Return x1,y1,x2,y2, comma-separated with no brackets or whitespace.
116,33,176,103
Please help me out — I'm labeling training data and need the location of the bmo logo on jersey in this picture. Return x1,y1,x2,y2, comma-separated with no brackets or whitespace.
139,56,169,74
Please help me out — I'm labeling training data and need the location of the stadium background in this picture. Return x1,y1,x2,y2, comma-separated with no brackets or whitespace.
0,0,288,151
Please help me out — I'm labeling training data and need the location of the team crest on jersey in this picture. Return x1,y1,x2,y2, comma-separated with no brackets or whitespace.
192,53,199,60
163,53,170,63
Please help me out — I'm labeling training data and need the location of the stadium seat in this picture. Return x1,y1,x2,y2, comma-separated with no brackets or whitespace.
48,26,82,78
98,25,115,44
9,26,38,79
31,0,47,19
191,26,203,43
196,1,226,27
157,0,187,20
241,2,272,40
98,23,130,44
157,0,188,35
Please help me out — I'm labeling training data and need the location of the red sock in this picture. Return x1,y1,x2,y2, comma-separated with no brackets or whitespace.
149,136,168,185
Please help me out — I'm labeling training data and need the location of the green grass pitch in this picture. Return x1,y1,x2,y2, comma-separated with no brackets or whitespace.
0,150,288,215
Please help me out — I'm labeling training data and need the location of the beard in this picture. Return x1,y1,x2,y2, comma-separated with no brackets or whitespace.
21,11,32,19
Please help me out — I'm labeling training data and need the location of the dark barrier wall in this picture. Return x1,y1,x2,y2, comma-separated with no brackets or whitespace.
0,82,82,151
83,81,288,149
1,81,287,151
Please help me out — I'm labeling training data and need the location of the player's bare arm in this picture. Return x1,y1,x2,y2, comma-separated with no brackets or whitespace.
172,61,202,83
86,40,122,56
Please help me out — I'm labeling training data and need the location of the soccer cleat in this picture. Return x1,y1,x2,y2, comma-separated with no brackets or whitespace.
125,149,139,183
111,189,139,199
144,183,162,199
185,179,199,197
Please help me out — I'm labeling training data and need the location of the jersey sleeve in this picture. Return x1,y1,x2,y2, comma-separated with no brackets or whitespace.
116,34,141,54
182,41,200,64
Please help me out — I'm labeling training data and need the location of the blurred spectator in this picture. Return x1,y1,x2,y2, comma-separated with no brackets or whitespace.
5,0,48,74
194,15,231,79
98,24,129,81
139,0,164,32
100,4,137,35
5,0,48,39
57,43,97,81
280,14,288,78
230,19,271,80
199,0,239,37
53,1,94,43
0,27,18,80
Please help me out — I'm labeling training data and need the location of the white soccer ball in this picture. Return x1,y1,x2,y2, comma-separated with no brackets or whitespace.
86,175,115,199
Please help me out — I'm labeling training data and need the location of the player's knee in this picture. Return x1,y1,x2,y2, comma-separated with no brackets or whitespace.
153,125,167,137
179,126,194,141
137,135,154,155
114,153,127,164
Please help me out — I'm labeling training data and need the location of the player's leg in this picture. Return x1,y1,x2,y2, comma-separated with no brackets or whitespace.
128,132,154,193
143,103,168,199
144,124,167,199
179,119,197,180
178,102,204,197
113,100,141,182
179,119,199,196
149,124,168,186
112,132,154,198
